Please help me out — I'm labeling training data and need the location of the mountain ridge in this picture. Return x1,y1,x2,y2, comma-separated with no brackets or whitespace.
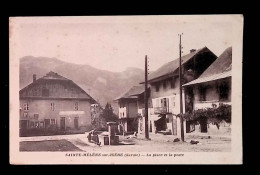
20,56,144,113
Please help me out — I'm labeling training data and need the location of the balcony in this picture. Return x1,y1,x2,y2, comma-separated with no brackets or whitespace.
154,106,170,114
138,108,154,116
194,100,231,110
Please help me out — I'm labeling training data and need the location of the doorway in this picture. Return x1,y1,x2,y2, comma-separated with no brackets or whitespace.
74,117,79,129
60,117,66,131
154,115,167,131
200,117,208,133
20,120,28,129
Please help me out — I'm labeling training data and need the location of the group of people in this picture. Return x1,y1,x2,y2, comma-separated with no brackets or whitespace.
87,130,101,146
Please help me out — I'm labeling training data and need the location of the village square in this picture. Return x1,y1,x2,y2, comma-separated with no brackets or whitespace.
9,16,237,154
19,46,232,152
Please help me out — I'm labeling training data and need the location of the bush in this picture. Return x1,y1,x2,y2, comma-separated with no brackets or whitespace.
179,104,231,127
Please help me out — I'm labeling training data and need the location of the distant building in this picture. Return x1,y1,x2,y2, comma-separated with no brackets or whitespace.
183,47,232,133
114,85,149,133
144,47,217,136
130,85,154,134
19,71,98,135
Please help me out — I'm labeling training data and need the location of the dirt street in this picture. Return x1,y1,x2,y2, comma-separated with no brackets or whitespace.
20,132,231,152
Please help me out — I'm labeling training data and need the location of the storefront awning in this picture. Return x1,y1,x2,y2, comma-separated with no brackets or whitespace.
59,111,85,115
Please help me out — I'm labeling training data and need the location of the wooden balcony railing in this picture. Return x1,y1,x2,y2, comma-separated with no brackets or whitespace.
154,106,169,114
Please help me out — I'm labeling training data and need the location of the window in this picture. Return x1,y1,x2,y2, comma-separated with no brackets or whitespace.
34,114,39,120
219,83,229,101
23,103,29,111
51,119,56,125
155,83,160,92
51,103,55,111
44,119,50,128
163,80,167,89
156,99,159,107
162,98,169,109
75,102,79,110
35,122,40,128
23,112,28,118
171,78,175,88
171,97,175,108
32,88,37,96
199,86,207,101
29,121,35,128
39,121,44,128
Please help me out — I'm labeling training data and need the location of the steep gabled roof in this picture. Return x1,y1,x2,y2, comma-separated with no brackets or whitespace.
147,47,214,82
114,84,147,101
183,47,232,86
20,71,97,102
199,47,232,78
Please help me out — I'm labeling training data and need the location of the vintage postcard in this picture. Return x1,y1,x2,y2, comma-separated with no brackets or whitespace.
9,15,243,164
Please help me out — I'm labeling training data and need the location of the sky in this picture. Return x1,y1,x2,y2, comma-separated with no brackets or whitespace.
10,16,233,72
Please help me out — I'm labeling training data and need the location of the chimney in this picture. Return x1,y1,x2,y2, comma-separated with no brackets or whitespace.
190,49,196,53
33,74,36,83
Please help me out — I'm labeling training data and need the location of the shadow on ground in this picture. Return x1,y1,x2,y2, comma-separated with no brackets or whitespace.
20,139,83,152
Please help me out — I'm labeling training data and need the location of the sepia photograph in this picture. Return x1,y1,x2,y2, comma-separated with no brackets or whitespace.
9,15,243,164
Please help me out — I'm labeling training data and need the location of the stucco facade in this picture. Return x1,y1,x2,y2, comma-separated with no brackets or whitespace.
147,78,186,137
19,71,96,135
117,98,138,133
192,78,231,110
183,47,232,134
142,47,217,137
20,98,92,130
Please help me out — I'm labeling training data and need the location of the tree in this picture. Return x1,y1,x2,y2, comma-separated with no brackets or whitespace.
102,103,118,122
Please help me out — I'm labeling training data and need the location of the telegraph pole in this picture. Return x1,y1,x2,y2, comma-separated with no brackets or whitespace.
144,55,149,140
178,33,185,142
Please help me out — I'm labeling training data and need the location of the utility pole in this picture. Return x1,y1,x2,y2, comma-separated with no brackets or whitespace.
178,33,185,142
144,55,149,140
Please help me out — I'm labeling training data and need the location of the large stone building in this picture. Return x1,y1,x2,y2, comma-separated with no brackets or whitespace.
19,71,98,135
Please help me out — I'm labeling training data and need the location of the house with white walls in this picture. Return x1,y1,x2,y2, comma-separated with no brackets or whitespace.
183,47,232,134
145,47,217,136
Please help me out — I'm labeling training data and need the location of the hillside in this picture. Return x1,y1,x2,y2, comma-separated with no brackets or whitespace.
20,56,144,114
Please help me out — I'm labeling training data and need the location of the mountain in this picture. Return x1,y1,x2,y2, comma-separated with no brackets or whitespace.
20,56,144,114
